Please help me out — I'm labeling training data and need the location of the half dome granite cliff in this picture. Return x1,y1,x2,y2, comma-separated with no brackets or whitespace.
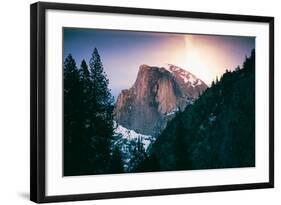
114,64,208,136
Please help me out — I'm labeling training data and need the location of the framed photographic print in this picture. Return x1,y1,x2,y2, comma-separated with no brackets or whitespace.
30,1,274,203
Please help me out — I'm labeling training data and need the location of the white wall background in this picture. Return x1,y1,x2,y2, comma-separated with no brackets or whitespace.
0,0,279,204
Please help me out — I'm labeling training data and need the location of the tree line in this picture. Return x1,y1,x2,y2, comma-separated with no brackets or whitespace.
64,48,125,175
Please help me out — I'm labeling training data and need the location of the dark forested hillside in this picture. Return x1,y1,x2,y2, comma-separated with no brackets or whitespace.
137,49,255,172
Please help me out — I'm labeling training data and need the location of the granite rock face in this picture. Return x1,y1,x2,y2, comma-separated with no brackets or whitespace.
114,64,207,136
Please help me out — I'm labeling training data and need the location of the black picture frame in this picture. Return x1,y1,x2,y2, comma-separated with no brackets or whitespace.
30,1,274,203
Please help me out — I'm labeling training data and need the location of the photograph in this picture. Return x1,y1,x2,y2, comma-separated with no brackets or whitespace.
63,28,256,176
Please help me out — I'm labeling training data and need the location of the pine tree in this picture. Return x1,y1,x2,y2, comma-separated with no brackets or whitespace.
211,80,215,87
129,137,147,172
80,59,90,84
110,146,124,173
89,48,114,107
86,48,115,173
235,65,241,72
64,54,82,143
215,76,219,84
79,59,91,127
63,54,85,175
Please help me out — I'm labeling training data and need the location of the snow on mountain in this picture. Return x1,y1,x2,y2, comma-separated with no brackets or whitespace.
112,121,156,171
114,122,154,150
164,107,179,116
161,64,204,87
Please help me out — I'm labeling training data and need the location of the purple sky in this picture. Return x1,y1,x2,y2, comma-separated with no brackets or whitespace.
64,28,255,99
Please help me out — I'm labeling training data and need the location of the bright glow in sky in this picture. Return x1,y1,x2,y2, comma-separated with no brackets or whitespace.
64,28,255,98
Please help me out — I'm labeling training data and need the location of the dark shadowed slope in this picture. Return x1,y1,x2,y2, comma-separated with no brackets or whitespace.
137,50,255,172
